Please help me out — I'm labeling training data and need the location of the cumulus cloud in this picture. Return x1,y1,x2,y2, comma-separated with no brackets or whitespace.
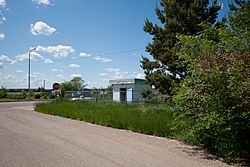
30,21,56,36
70,74,82,78
0,54,12,62
0,0,6,7
0,32,5,40
15,52,53,64
93,56,111,63
36,45,75,58
0,54,16,64
32,0,51,6
79,52,91,57
68,63,80,68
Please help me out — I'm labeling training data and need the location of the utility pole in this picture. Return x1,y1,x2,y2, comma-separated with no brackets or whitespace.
28,48,36,100
43,80,46,90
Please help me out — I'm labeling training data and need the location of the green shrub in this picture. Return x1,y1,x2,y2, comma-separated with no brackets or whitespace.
20,90,27,99
34,94,41,99
0,86,7,98
49,94,56,99
174,22,250,160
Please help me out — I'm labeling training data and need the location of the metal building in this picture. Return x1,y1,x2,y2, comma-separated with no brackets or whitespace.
109,78,150,102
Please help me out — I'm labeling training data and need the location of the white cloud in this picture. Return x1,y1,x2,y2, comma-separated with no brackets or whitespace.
56,74,65,79
33,72,40,75
30,21,56,36
99,67,144,81
105,67,120,73
0,54,16,64
44,59,53,64
131,72,145,79
0,62,3,68
16,70,23,73
68,63,80,68
99,67,129,80
52,68,63,72
70,74,82,78
0,0,6,7
32,0,51,6
16,52,42,62
0,11,6,24
99,73,107,76
79,52,91,57
15,52,53,64
0,54,12,62
0,32,4,40
93,56,112,63
36,45,75,58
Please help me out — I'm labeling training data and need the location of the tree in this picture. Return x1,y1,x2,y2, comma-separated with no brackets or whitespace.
61,77,87,91
141,0,221,95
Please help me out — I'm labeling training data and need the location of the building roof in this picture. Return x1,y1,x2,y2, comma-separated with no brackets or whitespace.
109,78,145,85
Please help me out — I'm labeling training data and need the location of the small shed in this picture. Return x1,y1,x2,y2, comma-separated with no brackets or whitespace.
109,78,150,102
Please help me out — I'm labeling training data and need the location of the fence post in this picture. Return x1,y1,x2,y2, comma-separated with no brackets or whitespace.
95,90,98,103
103,89,105,104
125,87,127,106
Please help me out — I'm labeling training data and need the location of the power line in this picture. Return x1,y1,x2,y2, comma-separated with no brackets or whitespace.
105,48,145,56
14,47,146,63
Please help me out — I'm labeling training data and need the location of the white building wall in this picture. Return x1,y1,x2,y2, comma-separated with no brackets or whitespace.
112,86,120,102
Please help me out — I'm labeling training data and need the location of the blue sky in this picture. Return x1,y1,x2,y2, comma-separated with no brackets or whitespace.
0,0,229,89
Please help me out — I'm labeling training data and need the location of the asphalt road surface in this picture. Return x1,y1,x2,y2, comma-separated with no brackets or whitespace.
0,102,236,167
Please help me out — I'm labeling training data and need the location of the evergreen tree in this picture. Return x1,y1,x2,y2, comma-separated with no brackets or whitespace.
141,0,221,95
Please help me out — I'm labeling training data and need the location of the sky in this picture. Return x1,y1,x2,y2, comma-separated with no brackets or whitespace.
0,0,230,89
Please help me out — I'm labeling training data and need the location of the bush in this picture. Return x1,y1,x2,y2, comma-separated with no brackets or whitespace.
0,86,7,98
34,94,41,99
49,94,56,99
174,23,250,160
20,90,27,99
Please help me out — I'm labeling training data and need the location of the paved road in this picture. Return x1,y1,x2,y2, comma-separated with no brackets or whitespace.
0,102,235,167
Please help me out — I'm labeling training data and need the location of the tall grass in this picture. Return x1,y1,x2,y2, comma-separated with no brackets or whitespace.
35,100,180,138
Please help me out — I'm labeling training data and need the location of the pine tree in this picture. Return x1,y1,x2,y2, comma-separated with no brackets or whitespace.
141,0,221,95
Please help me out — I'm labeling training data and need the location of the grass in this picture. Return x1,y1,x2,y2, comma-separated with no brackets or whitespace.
35,99,181,138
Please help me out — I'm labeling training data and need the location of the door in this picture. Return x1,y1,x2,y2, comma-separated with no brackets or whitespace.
120,88,126,102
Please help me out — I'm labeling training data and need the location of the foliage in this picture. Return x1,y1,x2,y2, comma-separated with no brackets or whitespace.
49,94,56,99
61,77,87,91
20,90,27,99
0,86,7,98
34,93,41,99
141,88,169,102
141,0,221,95
173,2,250,160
